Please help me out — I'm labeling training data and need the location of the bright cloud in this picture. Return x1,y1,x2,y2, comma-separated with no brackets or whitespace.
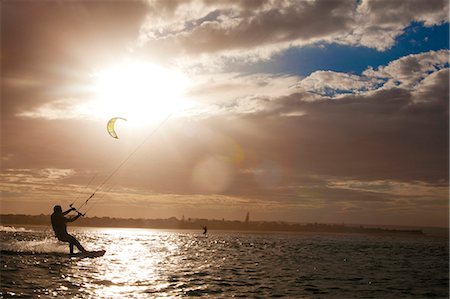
295,50,449,97
363,50,449,89
295,71,382,96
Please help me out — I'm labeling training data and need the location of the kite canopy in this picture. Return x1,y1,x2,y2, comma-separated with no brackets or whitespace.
107,117,127,139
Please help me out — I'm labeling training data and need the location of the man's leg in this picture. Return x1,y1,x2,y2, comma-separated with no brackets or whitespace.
57,235,74,254
67,234,86,253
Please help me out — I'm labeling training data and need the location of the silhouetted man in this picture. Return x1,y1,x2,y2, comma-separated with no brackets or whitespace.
51,205,87,254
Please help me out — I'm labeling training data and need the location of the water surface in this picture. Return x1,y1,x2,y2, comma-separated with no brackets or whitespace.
1,226,448,298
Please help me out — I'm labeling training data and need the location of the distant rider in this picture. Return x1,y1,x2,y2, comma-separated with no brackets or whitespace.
51,205,87,254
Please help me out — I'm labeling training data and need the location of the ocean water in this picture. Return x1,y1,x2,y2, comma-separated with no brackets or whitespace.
0,226,448,298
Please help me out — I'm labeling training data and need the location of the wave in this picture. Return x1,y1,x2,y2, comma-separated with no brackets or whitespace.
1,250,82,257
1,247,105,258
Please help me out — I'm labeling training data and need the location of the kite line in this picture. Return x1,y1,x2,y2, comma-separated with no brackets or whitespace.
71,113,173,214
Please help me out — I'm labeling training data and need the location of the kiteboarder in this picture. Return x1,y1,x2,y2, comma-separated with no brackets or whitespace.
51,205,87,254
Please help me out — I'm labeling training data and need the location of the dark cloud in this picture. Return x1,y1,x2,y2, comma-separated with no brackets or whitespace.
215,72,449,184
140,0,356,57
138,0,448,59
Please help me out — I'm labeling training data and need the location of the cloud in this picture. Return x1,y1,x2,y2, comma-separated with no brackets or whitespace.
294,50,448,97
339,0,449,50
295,71,382,96
16,99,93,120
186,73,300,114
139,0,356,61
1,168,75,184
327,178,448,199
362,50,449,89
0,168,78,204
138,0,448,64
358,0,448,26
413,67,450,103
213,65,448,184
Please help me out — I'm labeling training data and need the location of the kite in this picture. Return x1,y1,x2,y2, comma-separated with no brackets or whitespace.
107,117,127,139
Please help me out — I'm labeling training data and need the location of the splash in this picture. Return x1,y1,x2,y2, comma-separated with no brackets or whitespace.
0,225,34,233
1,237,67,253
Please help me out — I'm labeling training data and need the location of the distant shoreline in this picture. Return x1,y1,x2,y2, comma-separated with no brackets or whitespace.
1,214,439,236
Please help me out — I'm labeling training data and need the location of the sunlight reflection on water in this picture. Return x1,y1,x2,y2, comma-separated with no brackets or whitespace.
77,228,173,298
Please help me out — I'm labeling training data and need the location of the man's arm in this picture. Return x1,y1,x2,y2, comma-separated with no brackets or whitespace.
66,212,82,223
62,207,76,216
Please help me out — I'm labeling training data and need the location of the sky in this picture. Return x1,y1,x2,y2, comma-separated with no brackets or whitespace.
1,0,449,227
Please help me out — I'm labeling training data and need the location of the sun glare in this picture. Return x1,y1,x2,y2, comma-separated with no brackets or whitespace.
91,61,192,126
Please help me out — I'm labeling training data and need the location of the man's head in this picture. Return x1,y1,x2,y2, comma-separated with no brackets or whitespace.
53,205,62,213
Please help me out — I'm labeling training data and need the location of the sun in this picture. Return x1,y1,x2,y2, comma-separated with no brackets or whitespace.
91,61,192,126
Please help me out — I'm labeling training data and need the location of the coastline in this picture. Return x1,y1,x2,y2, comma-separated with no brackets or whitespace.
1,214,443,236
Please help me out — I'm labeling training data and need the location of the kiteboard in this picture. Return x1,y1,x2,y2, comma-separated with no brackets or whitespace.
71,250,106,258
